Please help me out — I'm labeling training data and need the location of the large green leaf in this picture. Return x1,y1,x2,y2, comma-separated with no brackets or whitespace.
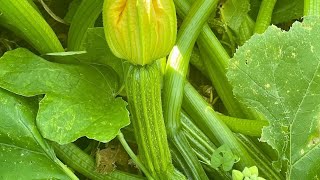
0,48,129,144
0,88,72,179
228,16,320,179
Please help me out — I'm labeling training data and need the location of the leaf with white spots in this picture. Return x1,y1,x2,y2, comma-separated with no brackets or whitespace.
0,88,71,179
0,48,130,144
227,16,320,179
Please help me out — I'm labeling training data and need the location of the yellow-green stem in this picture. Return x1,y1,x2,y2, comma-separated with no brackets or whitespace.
254,0,277,34
304,0,320,16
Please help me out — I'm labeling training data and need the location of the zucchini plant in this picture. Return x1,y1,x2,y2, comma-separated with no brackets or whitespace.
103,1,183,179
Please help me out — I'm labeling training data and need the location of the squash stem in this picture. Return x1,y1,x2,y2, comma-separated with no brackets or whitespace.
52,142,144,180
125,62,182,179
254,0,277,34
0,0,64,53
304,0,320,16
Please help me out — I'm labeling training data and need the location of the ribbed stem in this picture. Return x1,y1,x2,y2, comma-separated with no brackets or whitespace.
254,0,277,34
168,131,205,179
182,82,255,169
52,142,143,180
181,111,232,180
235,134,284,179
304,0,320,16
67,0,103,50
182,82,283,180
197,38,252,118
216,113,268,137
125,63,178,179
163,0,218,179
0,0,64,54
175,0,256,119
165,0,218,135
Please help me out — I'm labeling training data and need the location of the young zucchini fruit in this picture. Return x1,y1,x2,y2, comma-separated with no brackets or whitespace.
103,0,183,179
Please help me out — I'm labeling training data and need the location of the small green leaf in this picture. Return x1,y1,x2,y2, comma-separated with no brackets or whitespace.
0,48,130,144
0,88,71,179
210,152,223,169
222,150,237,171
228,16,320,179
232,170,244,180
242,167,251,177
210,144,238,171
248,166,259,176
232,166,265,180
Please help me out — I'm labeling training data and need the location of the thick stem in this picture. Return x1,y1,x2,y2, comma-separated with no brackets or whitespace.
235,134,284,179
197,38,256,118
163,0,218,179
52,142,143,180
181,111,232,180
175,0,257,119
165,0,218,135
182,82,283,180
216,113,268,137
0,0,64,54
175,0,278,169
168,131,207,180
67,0,103,50
125,63,179,179
304,0,320,16
182,82,255,169
254,0,277,34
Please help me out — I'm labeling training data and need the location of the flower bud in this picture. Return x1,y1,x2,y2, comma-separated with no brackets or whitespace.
103,0,177,65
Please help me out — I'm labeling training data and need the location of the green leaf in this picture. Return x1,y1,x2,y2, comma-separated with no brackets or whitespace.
0,48,130,144
220,0,250,32
0,88,72,179
210,144,238,171
228,16,320,179
272,0,303,24
232,170,244,180
64,0,82,23
232,166,265,180
83,28,125,82
45,28,125,87
210,151,223,169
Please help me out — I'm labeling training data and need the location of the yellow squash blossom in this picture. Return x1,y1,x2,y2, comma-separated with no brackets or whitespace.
103,0,177,65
